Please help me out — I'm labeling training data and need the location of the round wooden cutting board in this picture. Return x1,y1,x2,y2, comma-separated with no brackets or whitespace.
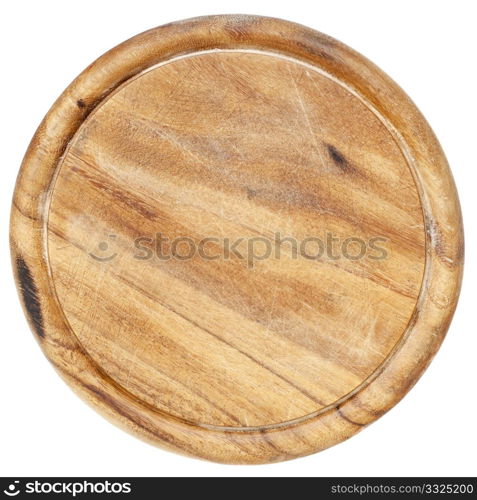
10,15,463,464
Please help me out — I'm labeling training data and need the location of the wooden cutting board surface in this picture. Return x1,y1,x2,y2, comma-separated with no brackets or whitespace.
10,15,463,464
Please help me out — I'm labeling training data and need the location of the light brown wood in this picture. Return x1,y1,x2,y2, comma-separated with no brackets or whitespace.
10,15,463,463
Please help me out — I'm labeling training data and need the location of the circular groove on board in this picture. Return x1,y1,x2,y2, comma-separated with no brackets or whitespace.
47,50,425,429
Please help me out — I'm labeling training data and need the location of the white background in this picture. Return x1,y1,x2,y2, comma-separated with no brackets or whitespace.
1,0,476,477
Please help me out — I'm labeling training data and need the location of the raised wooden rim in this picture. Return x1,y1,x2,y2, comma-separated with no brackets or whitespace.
10,15,464,463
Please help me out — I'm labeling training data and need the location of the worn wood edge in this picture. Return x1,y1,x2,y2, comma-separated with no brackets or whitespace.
10,15,464,464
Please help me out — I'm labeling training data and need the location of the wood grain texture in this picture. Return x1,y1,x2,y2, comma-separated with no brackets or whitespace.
10,15,463,463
